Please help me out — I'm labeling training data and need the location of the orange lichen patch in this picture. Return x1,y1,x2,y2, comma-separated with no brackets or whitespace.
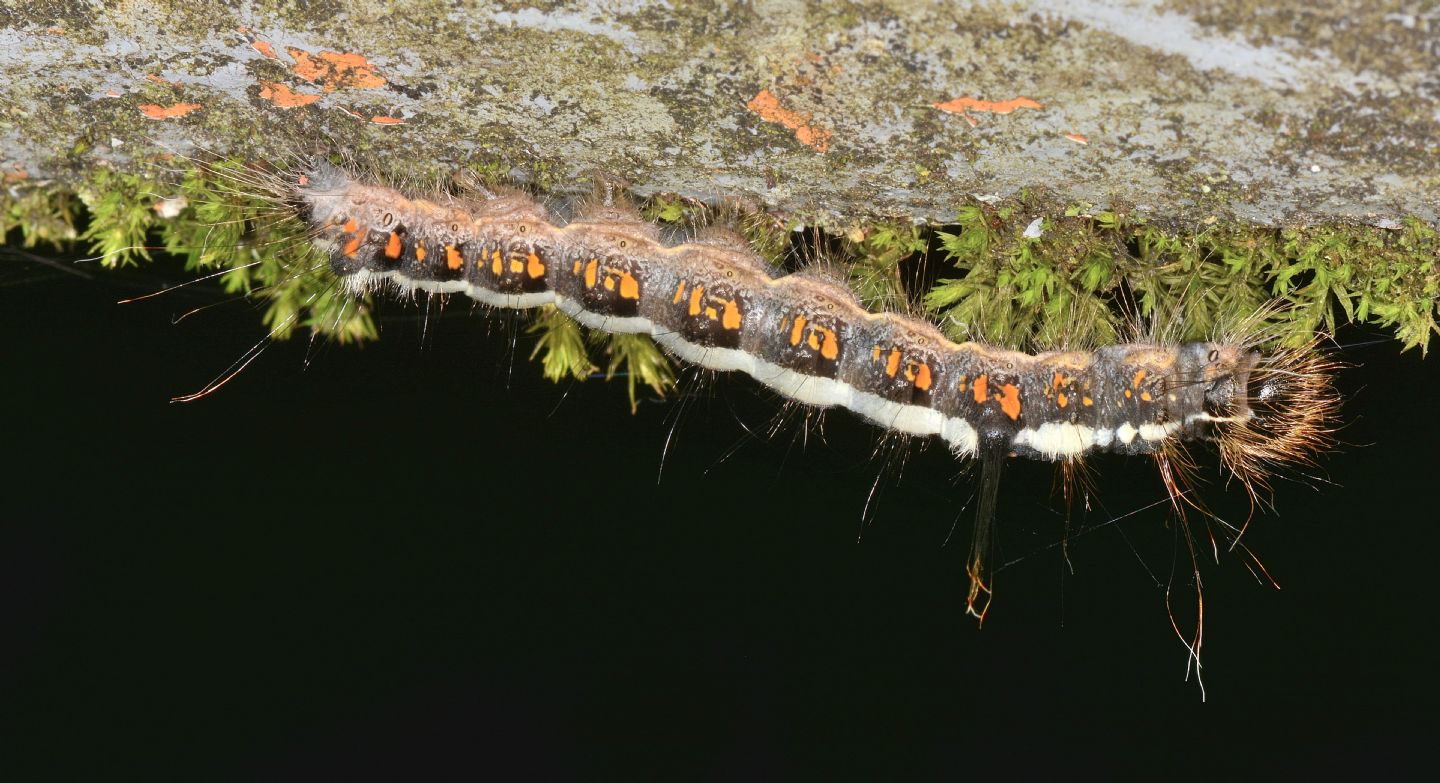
933,96,1043,115
996,383,1022,420
251,40,278,59
288,48,386,92
145,73,172,86
1064,133,1089,144
370,115,406,125
259,81,321,108
3,168,30,185
46,27,66,35
138,102,201,120
746,89,832,153
104,88,122,98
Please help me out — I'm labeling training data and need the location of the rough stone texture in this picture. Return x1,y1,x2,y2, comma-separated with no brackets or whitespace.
1,0,1437,227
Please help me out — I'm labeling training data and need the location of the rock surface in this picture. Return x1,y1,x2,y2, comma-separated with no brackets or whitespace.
2,1,1437,226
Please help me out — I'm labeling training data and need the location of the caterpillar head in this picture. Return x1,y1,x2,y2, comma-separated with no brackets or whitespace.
1184,342,1339,492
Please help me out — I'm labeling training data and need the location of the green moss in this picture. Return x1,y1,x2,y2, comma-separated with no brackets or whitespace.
925,202,1440,355
2,183,78,249
6,158,1437,415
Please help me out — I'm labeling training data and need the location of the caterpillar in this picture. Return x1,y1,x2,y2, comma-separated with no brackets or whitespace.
178,156,1339,686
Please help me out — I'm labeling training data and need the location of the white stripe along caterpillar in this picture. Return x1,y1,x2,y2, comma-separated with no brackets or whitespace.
191,157,1339,683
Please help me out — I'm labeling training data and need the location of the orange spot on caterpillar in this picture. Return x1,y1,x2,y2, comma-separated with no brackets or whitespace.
526,253,545,279
584,259,598,289
933,95,1043,116
1141,390,1153,402
511,258,526,274
807,331,820,350
672,282,686,304
746,89,832,152
342,218,358,233
603,276,615,291
885,349,901,378
619,272,640,300
705,306,718,320
414,242,426,262
259,81,320,108
1132,369,1147,388
1064,132,1089,144
1082,396,1093,406
138,102,202,120
915,362,933,391
493,254,504,275
721,299,742,330
446,245,463,271
1124,388,1133,398
688,286,704,317
973,374,989,405
287,48,386,92
871,345,882,362
384,232,403,260
251,40,278,59
997,383,1021,420
1058,392,1069,408
819,328,839,361
342,231,364,258
789,315,807,346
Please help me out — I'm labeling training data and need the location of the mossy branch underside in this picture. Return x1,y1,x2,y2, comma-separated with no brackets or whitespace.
4,159,1436,405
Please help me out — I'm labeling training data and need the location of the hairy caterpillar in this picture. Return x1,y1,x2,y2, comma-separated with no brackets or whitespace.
181,156,1339,687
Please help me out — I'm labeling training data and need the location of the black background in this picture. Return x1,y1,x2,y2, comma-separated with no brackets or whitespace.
3,249,1437,778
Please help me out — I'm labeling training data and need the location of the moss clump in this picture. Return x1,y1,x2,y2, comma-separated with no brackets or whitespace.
5,158,1437,412
923,202,1440,355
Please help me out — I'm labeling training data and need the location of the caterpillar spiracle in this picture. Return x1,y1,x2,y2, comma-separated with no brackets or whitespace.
190,157,1340,672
